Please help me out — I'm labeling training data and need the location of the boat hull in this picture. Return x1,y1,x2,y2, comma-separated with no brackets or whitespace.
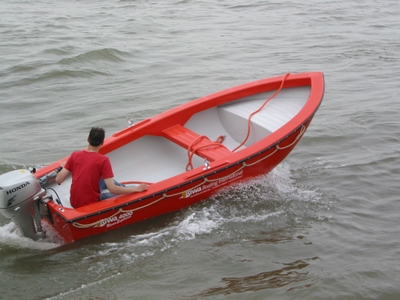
46,119,312,243
31,72,324,243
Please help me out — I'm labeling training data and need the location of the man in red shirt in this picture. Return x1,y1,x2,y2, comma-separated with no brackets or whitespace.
55,127,147,208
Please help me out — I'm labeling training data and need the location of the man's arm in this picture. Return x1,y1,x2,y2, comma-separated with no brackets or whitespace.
55,165,70,185
103,178,147,194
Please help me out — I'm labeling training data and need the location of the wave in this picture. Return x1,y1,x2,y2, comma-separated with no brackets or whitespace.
1,47,131,88
59,48,132,65
1,65,107,89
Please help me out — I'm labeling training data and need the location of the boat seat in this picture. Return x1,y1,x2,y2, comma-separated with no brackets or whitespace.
162,124,232,162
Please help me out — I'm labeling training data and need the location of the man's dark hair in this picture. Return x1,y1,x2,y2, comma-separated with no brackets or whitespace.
88,127,105,147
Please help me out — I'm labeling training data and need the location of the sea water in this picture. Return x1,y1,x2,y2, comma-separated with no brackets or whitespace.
1,1,399,299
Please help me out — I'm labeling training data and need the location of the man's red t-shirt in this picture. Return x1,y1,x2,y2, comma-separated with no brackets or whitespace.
65,150,114,208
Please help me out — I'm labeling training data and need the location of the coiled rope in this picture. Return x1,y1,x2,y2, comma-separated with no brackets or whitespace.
185,135,228,171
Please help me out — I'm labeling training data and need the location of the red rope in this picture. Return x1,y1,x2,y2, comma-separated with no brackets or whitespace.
186,135,226,171
185,73,290,170
232,73,290,153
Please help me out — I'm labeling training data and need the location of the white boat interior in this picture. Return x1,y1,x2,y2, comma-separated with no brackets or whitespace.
49,87,310,208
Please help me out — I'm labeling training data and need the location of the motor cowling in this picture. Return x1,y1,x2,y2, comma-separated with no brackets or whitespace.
0,169,44,240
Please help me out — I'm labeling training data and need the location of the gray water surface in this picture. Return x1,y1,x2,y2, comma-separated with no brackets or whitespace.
1,1,399,299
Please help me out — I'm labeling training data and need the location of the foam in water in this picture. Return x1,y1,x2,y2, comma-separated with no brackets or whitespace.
0,221,64,251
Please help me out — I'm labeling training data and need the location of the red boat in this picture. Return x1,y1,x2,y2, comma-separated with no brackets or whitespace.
0,72,324,244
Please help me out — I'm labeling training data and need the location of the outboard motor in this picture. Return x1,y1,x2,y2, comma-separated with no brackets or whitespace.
0,169,47,240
